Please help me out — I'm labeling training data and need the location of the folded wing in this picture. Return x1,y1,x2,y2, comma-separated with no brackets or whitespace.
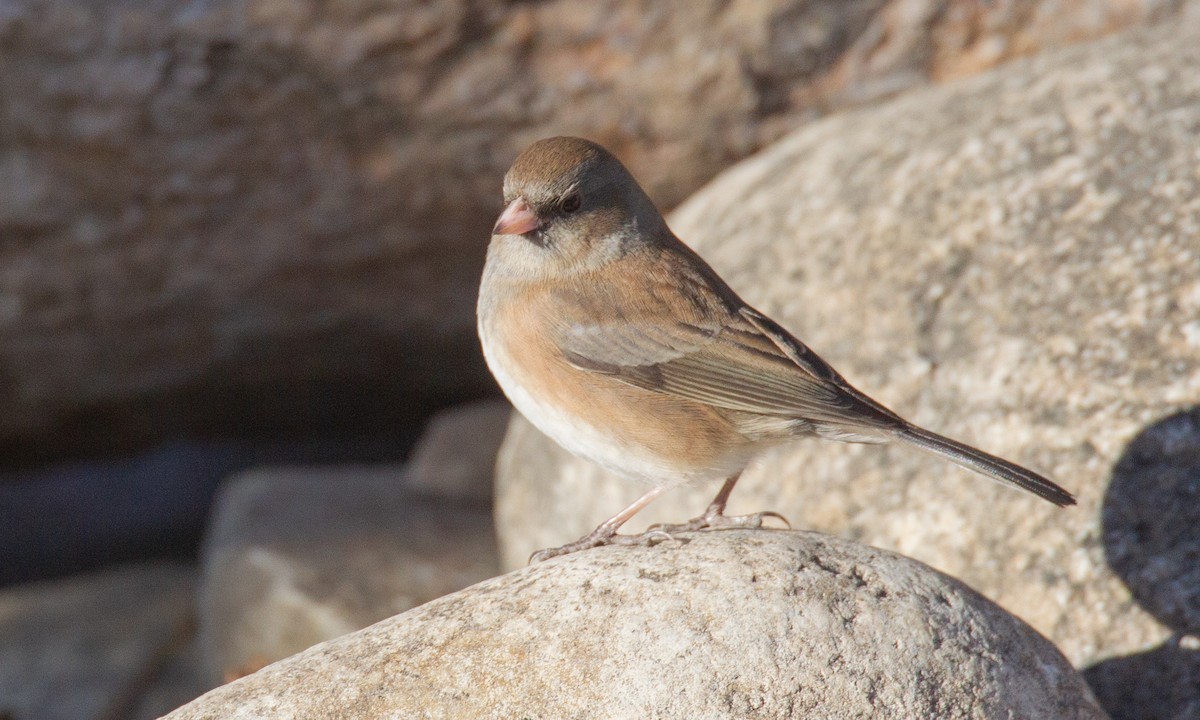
553,270,902,433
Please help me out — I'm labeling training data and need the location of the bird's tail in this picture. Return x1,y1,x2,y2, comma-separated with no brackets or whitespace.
895,424,1075,507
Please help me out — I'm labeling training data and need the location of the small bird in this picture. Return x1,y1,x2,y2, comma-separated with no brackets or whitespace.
478,136,1075,563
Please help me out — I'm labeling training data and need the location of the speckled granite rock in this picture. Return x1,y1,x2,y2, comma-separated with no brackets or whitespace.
164,531,1107,719
495,13,1200,686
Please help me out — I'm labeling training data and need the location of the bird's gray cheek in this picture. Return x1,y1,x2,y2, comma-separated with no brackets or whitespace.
523,229,551,249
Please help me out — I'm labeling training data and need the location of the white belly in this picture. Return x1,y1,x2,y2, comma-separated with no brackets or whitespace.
480,321,688,486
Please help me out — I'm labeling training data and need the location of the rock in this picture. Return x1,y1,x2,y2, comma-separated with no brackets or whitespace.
0,562,207,720
0,0,1182,460
199,465,498,681
164,530,1106,719
406,399,510,502
495,12,1200,686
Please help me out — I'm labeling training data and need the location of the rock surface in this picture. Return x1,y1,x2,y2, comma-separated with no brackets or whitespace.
165,530,1107,719
406,399,510,502
199,465,498,681
496,12,1200,683
0,562,205,720
0,0,1182,458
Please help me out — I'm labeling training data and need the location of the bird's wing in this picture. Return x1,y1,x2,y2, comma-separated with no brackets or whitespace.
553,265,900,429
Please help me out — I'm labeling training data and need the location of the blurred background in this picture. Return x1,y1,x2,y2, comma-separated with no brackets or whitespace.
0,1,1194,718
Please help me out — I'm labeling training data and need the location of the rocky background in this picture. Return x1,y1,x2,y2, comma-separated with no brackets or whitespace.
0,1,1196,719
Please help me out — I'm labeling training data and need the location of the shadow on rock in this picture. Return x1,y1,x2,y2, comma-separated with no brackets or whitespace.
1084,406,1200,720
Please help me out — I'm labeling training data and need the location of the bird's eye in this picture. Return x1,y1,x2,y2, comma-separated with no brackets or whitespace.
560,193,582,214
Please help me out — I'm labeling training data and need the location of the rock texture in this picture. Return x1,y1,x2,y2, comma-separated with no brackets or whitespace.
495,12,1200,684
164,531,1107,719
0,0,1183,459
0,562,205,720
199,465,498,681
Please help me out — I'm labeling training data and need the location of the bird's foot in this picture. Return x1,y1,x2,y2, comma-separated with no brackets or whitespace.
528,527,676,564
648,508,791,534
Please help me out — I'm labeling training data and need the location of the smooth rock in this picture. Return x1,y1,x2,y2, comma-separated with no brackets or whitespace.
199,466,498,681
0,0,1181,459
406,399,510,502
0,562,206,720
165,530,1107,719
495,12,1200,682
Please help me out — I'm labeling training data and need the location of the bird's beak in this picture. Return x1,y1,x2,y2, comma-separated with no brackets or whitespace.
492,197,542,236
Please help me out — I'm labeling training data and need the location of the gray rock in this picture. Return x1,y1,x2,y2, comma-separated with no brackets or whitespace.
406,399,510,502
495,12,1200,679
0,562,206,720
163,530,1106,719
0,0,1182,458
199,466,498,681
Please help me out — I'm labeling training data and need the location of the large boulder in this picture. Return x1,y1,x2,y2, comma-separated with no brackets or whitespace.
496,10,1200,684
0,0,1182,458
164,530,1106,719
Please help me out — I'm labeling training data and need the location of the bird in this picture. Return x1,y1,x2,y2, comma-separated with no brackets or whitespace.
477,136,1075,563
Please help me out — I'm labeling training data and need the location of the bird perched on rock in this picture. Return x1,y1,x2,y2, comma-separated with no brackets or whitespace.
478,136,1075,562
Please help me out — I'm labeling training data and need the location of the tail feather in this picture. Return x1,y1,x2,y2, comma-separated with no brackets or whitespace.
896,425,1075,507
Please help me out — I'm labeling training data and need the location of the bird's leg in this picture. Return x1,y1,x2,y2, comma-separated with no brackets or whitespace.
648,473,790,533
529,485,671,563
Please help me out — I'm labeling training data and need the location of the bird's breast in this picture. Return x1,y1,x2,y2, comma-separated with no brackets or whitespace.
478,284,754,485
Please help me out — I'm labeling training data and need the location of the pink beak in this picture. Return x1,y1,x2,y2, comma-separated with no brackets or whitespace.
492,197,542,236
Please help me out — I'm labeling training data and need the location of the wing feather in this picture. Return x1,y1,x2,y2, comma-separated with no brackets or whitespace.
553,268,900,430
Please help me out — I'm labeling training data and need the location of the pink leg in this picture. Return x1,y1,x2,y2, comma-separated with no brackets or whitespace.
648,473,790,533
529,485,669,563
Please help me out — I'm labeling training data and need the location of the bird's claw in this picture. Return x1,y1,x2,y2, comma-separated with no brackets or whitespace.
528,527,682,563
648,509,791,534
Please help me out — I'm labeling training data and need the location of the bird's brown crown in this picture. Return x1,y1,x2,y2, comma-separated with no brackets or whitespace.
503,137,625,208
508,137,605,187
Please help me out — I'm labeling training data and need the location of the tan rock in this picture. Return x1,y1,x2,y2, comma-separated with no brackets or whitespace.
164,531,1107,719
495,13,1200,683
199,466,498,681
406,399,510,502
0,0,1181,458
